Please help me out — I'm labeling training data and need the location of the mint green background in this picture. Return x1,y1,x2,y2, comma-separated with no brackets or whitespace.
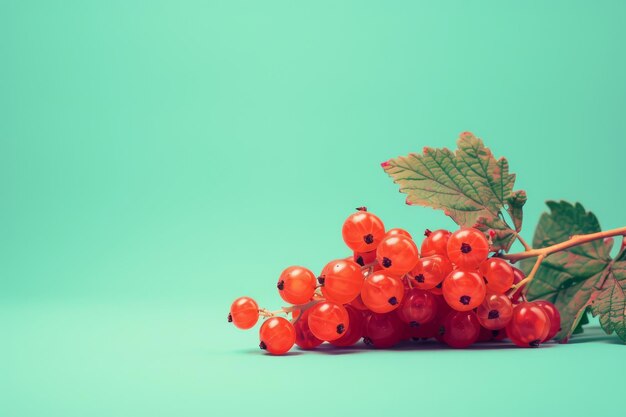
2,1,625,416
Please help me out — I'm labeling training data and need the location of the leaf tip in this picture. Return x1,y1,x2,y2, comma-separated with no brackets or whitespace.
380,160,390,168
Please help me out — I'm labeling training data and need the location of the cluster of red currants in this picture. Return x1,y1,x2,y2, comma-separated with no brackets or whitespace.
228,208,561,355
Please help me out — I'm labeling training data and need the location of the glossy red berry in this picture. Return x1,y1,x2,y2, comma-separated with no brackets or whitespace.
396,288,438,326
510,266,525,303
385,228,412,239
478,326,507,342
353,250,377,267
421,229,451,258
361,272,405,313
363,313,405,348
476,293,513,330
277,266,317,305
446,228,490,269
259,317,296,355
480,258,514,294
293,308,323,349
348,293,369,311
319,259,363,304
376,235,419,277
506,302,551,348
441,310,480,348
409,255,453,290
330,305,365,347
535,300,561,341
307,302,350,341
342,210,385,252
229,297,259,329
407,318,439,340
442,270,486,311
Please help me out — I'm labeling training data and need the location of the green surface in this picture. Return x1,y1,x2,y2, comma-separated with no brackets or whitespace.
2,1,625,416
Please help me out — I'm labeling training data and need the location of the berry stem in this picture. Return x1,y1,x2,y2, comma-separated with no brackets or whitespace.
502,226,626,263
515,232,532,251
508,254,545,294
503,226,626,292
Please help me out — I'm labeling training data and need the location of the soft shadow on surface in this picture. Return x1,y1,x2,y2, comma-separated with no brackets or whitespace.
296,339,530,355
566,326,624,345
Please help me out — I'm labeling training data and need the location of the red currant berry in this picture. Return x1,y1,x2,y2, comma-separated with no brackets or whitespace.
510,266,526,303
319,259,363,304
407,318,439,340
409,255,453,290
385,228,412,239
442,270,486,311
376,235,419,276
421,229,452,258
534,300,561,341
259,317,296,355
353,250,377,267
330,305,365,347
348,293,369,311
307,302,350,342
446,228,490,269
478,326,507,342
363,313,405,348
293,308,323,349
480,258,514,294
361,272,405,313
506,302,551,348
440,310,480,348
229,297,259,330
476,293,513,330
277,266,317,305
396,288,438,326
342,210,385,252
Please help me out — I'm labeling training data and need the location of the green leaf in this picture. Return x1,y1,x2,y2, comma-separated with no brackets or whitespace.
506,190,527,232
382,132,524,252
572,308,590,335
525,201,620,342
590,249,626,341
475,215,516,253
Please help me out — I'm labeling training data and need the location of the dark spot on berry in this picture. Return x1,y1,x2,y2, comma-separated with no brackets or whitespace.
415,274,425,283
424,229,432,237
382,257,392,268
337,323,345,334
363,337,373,346
488,309,500,319
356,207,367,212
410,321,420,327
317,276,325,285
388,296,398,305
460,295,471,305
364,234,374,244
439,325,445,336
483,276,489,284
355,256,364,266
277,280,285,290
529,340,541,348
492,330,500,337
460,242,472,253
259,341,267,350
227,313,233,323
435,282,442,289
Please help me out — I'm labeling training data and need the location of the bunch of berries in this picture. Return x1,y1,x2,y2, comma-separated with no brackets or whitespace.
228,208,561,355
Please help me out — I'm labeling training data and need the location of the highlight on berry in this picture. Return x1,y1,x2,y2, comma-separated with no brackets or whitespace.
228,208,561,355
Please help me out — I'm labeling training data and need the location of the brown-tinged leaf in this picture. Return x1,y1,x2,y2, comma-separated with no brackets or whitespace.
382,132,524,251
506,190,527,232
525,201,619,342
590,249,626,342
475,215,517,253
